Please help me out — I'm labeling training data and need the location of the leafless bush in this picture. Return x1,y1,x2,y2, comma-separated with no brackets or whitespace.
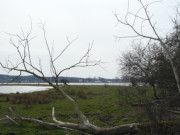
77,91,87,99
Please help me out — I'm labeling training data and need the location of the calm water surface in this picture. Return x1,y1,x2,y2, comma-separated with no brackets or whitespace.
0,86,52,94
0,83,130,94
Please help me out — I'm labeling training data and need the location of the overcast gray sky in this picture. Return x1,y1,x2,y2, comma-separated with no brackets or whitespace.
0,0,178,78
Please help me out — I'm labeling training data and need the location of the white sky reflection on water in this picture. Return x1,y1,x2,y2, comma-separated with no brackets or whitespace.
0,86,52,94
0,83,130,93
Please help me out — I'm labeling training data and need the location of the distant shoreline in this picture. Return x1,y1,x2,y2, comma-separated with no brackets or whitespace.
0,82,130,86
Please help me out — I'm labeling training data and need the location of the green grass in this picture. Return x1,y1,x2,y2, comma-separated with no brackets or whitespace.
0,85,177,134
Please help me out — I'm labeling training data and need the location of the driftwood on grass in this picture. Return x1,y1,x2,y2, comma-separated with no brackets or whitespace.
1,112,180,135
0,108,143,135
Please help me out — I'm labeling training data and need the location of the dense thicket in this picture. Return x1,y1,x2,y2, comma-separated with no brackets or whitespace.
120,22,180,96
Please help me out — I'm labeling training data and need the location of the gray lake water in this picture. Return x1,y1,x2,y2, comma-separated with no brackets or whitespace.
0,86,52,94
0,83,130,94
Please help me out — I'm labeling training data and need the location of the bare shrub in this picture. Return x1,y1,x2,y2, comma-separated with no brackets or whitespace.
10,92,56,104
77,91,87,99
66,90,76,96
6,96,10,102
87,91,93,95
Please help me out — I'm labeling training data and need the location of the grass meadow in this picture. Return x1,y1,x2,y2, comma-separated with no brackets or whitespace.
0,85,179,135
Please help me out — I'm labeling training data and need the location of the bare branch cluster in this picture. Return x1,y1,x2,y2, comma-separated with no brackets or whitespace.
115,0,180,93
113,0,163,41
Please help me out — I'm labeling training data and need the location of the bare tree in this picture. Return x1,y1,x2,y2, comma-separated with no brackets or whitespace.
0,22,148,135
119,42,161,98
114,0,180,93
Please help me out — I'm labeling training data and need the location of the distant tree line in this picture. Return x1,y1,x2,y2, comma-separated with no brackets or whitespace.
0,74,121,84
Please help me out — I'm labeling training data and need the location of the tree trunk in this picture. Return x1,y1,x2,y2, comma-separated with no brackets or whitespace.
170,62,180,93
163,45,180,93
152,84,158,99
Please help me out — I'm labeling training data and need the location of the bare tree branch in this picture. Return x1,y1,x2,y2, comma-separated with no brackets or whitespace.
115,0,180,93
53,37,78,63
